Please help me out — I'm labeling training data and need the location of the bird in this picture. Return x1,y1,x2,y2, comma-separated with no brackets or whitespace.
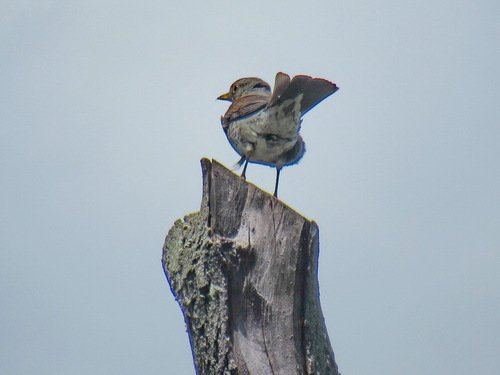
217,72,338,198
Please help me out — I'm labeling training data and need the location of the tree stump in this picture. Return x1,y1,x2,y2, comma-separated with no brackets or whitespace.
162,159,339,375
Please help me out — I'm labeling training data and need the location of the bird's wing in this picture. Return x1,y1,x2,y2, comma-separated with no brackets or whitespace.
267,72,291,108
221,95,269,129
270,75,338,116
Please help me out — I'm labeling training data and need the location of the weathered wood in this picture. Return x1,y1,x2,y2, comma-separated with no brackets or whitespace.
162,159,339,375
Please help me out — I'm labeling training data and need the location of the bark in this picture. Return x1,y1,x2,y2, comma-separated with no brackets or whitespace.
162,159,339,375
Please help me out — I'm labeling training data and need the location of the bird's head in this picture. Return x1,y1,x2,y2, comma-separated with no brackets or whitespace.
217,77,271,102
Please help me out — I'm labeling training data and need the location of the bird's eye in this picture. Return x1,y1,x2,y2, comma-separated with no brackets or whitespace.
232,85,238,93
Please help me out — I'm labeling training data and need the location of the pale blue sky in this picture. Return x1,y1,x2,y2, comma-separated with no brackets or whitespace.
1,1,499,374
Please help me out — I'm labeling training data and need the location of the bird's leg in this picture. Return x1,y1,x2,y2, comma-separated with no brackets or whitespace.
241,158,249,180
232,155,246,171
273,167,282,198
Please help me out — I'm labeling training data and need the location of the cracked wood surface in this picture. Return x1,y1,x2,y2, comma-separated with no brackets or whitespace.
162,159,339,375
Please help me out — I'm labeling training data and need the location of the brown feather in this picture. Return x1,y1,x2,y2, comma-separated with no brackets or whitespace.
267,72,291,108
273,75,338,115
221,94,269,129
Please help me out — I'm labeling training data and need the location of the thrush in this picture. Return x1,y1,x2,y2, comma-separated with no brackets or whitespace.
217,72,338,197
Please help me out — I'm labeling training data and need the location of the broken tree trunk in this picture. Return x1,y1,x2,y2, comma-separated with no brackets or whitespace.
162,159,339,375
